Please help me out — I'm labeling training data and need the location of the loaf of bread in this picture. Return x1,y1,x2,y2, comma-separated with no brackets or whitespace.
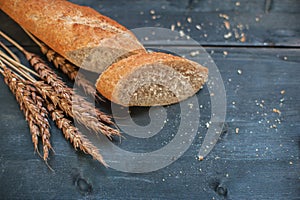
1,0,208,106
0,0,146,72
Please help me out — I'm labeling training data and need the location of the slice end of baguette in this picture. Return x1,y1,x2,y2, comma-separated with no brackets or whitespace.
96,52,208,106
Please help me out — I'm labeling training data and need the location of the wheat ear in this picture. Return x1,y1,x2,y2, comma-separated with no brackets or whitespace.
24,29,102,101
47,104,108,166
1,58,107,167
1,66,52,162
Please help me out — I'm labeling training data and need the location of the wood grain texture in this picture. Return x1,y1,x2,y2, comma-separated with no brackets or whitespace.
71,0,300,47
0,0,299,199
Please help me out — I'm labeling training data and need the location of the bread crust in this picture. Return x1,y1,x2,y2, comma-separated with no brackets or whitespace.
0,0,145,70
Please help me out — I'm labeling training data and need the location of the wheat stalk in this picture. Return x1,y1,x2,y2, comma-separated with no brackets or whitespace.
0,30,117,135
47,103,107,166
0,30,118,166
1,60,107,167
24,29,102,101
30,53,119,135
1,66,52,161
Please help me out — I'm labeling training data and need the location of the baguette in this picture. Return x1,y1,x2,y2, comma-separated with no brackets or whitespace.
0,0,146,72
1,0,208,106
96,52,208,106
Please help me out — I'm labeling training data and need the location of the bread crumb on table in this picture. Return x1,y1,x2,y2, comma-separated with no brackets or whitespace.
224,21,231,30
219,13,229,20
235,128,239,134
195,24,202,30
224,32,232,39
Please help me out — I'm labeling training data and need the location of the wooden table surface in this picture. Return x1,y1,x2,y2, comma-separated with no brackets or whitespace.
0,0,299,199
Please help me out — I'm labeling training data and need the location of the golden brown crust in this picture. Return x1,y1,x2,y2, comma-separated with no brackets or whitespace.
0,0,145,68
96,52,208,106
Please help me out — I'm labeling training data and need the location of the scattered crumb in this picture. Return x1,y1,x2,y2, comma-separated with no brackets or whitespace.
171,24,175,31
224,32,232,39
270,124,277,129
177,21,181,27
219,13,229,20
224,21,231,30
283,56,288,60
233,28,240,39
190,50,200,57
240,33,246,42
281,90,285,94
140,11,144,15
162,178,165,182
150,9,155,15
255,17,260,22
195,24,202,30
226,173,229,177
235,2,240,6
144,37,149,41
188,103,193,109
273,108,281,115
232,101,236,105
289,161,293,165
187,17,192,23
228,78,232,82
152,15,157,20
237,69,242,75
204,33,208,37
235,128,239,134
223,51,228,56
199,156,204,161
179,30,185,37
206,122,210,128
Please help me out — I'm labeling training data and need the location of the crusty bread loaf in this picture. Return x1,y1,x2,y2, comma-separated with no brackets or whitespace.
1,0,209,106
0,0,146,72
96,52,208,106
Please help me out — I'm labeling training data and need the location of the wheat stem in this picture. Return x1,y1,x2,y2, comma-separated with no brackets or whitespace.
0,56,35,82
0,41,20,63
0,50,39,77
0,30,25,52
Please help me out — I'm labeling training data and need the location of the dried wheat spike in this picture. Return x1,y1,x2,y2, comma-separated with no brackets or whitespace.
25,52,119,136
2,67,52,161
47,104,107,166
25,52,73,101
33,76,120,137
40,43,102,101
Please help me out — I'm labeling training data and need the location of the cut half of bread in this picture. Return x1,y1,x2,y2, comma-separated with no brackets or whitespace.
96,52,208,106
